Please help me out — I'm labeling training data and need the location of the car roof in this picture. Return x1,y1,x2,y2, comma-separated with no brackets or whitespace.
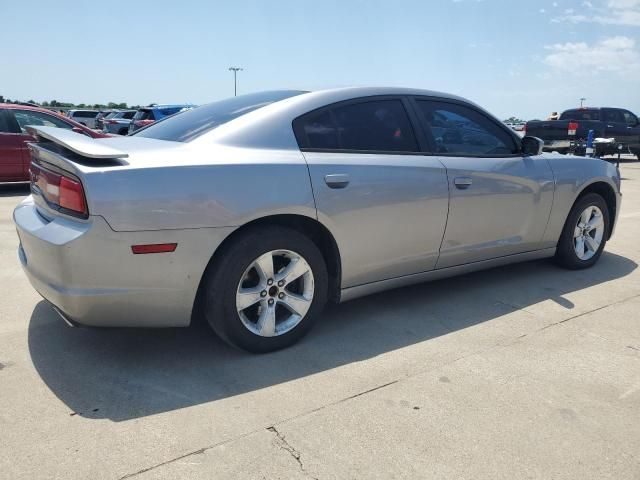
193,86,501,149
3,103,65,113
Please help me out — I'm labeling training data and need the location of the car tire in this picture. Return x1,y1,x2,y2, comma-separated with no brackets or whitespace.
118,128,128,135
555,193,610,270
203,226,328,353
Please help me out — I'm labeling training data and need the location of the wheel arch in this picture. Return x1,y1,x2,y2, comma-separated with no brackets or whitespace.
191,214,343,324
574,180,617,239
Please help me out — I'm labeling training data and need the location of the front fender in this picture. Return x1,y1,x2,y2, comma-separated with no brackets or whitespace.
542,155,621,245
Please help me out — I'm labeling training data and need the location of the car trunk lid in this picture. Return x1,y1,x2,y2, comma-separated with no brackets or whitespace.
25,126,184,219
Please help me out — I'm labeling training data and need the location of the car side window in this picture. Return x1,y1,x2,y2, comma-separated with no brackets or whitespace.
0,110,21,133
604,110,625,123
623,110,638,126
415,100,518,156
13,110,73,132
295,99,418,153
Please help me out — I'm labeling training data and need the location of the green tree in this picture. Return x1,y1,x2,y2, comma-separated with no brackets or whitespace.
503,116,524,124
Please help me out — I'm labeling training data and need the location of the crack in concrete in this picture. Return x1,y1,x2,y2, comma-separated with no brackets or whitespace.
267,425,318,479
538,292,640,333
118,291,640,479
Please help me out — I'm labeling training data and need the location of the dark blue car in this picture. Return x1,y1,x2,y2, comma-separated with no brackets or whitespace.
128,104,195,133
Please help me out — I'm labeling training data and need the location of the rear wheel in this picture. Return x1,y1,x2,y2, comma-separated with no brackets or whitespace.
555,193,609,269
118,128,128,135
204,226,328,353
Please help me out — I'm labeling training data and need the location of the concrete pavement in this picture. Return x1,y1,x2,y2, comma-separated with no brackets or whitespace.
1,161,639,479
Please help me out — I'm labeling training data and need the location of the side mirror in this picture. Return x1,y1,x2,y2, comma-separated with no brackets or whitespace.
522,136,544,156
72,127,84,134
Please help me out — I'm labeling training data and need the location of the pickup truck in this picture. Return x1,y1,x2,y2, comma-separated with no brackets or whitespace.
525,107,640,159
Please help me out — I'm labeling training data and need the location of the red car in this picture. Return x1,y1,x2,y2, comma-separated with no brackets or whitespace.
0,104,108,182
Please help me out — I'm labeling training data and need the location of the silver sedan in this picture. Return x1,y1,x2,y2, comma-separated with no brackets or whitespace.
14,87,621,352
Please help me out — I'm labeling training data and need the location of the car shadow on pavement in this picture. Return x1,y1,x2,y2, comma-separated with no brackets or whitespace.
28,251,636,422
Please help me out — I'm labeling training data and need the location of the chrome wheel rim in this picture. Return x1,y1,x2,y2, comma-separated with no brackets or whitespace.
236,249,314,337
573,205,605,261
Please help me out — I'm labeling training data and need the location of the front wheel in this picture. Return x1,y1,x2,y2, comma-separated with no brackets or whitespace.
204,226,328,353
555,193,610,269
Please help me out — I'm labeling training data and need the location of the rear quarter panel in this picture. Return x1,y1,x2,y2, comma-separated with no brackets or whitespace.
83,147,317,231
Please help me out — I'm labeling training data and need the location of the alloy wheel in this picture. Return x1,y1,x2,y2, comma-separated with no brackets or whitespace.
236,249,314,337
573,205,605,261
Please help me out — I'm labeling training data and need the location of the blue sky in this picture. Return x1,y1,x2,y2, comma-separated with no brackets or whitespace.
2,0,639,119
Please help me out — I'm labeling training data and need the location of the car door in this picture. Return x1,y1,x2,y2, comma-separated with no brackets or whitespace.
0,109,28,181
603,109,634,147
621,110,640,152
295,96,450,288
411,98,555,269
12,109,75,177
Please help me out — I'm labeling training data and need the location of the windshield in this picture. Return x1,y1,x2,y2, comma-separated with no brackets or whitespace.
133,90,305,142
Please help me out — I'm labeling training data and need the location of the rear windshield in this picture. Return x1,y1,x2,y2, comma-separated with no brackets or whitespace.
158,107,185,117
133,90,305,142
73,111,99,118
133,109,155,121
560,109,600,121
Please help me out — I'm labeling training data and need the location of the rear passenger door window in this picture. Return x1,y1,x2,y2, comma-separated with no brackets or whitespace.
294,99,418,153
414,100,518,156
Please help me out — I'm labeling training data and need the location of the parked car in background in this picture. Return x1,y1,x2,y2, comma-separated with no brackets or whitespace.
14,88,621,354
95,110,114,131
525,107,640,158
102,110,136,135
0,104,106,182
128,104,195,133
67,109,100,129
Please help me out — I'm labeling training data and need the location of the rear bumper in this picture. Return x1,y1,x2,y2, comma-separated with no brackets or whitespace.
14,196,234,327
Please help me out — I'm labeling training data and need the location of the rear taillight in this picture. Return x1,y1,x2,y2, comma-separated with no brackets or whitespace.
135,119,154,127
568,121,579,136
106,119,118,124
59,177,86,214
523,123,527,135
30,162,88,218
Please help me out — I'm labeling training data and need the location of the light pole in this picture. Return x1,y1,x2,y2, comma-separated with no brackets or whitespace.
228,67,243,96
580,97,586,108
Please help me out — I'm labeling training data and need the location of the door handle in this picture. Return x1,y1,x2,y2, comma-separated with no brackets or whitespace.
454,177,472,189
607,124,614,128
325,174,350,189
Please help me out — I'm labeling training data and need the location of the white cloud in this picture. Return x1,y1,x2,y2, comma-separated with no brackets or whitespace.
543,36,640,75
552,0,640,26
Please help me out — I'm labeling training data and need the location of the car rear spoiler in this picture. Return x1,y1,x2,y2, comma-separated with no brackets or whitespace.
26,125,128,159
